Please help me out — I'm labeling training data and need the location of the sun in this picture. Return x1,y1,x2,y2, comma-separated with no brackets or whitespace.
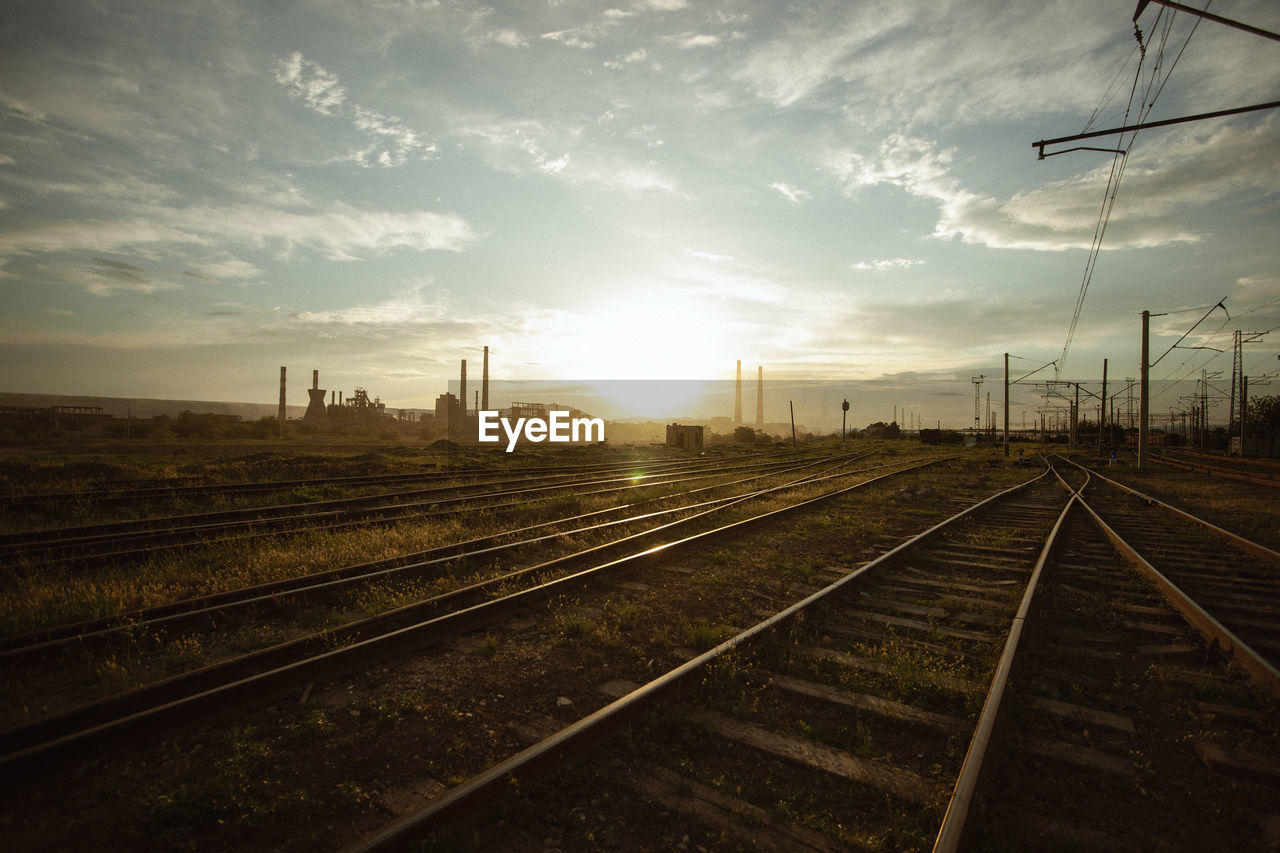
565,291,736,380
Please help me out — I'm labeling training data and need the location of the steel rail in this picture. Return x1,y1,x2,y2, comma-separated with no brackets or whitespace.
0,452,706,507
340,466,1053,852
7,452,834,570
1149,452,1280,489
1070,476,1280,698
1073,460,1280,566
0,451,828,565
0,450,880,657
0,455,943,774
1163,446,1280,478
0,451,806,549
933,475,1079,852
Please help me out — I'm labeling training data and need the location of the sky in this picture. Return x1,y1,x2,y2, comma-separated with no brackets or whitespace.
1,0,1278,429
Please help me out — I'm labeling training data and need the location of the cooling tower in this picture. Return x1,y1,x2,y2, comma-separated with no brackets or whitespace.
304,369,328,427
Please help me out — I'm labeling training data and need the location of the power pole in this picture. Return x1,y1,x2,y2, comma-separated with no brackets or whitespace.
1139,310,1150,468
1098,358,1107,456
1240,376,1248,457
1003,353,1010,456
1134,1,1280,44
971,375,984,433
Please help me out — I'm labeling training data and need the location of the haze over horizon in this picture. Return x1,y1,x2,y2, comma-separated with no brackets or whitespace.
2,0,1278,427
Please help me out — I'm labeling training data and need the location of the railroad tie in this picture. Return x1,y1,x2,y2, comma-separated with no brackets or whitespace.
684,707,942,804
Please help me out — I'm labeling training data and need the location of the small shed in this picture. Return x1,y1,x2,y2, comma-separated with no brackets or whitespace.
666,423,704,451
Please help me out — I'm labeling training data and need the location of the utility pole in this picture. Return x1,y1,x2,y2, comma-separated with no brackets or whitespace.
1139,310,1150,469
1240,376,1248,457
1098,358,1107,456
971,375,984,434
1134,1,1280,44
1003,353,1010,456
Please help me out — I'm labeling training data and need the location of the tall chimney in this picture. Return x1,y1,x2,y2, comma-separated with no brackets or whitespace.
482,346,490,411
734,360,742,424
278,366,286,423
756,365,763,426
460,359,467,415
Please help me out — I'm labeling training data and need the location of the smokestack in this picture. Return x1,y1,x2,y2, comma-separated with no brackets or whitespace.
312,369,319,390
734,360,742,424
460,359,467,415
756,365,763,427
482,346,489,411
278,366,286,423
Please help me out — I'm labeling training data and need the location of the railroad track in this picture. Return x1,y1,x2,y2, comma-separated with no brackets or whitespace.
969,474,1280,850
336,459,1280,852
0,452,704,508
329,467,1066,850
1067,460,1280,679
0,451,939,775
0,448,836,568
1153,447,1280,488
0,448,880,658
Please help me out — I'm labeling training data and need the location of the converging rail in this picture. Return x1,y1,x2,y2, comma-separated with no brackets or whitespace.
1153,447,1280,488
340,467,1071,851
965,459,1280,849
0,448,839,567
342,455,1280,852
1068,458,1280,695
0,452,939,775
0,449,877,658
11,453,1275,851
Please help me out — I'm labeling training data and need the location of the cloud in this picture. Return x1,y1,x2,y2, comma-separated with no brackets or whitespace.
291,282,451,331
668,33,720,49
769,182,810,204
0,201,478,260
470,27,528,49
826,125,1280,252
604,47,648,68
540,23,609,49
272,52,346,116
272,51,435,167
70,258,176,296
450,114,682,195
732,1,1128,124
852,258,926,272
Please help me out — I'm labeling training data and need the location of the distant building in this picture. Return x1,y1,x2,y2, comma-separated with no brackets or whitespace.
666,423,703,451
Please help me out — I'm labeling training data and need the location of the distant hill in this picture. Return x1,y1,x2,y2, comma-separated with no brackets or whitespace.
0,392,302,420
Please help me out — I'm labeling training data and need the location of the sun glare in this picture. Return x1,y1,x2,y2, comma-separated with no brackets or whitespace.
567,292,735,380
